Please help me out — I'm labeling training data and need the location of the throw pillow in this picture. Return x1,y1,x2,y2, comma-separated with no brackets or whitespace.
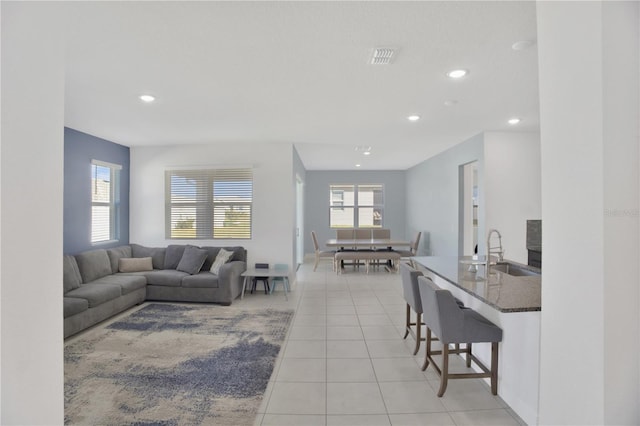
210,248,233,275
119,257,153,273
176,246,208,275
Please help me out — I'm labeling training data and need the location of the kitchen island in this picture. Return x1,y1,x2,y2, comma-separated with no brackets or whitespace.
411,256,541,426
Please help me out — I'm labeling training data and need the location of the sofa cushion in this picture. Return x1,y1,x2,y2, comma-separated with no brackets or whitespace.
143,270,189,287
64,297,89,318
94,274,147,295
210,248,233,274
63,255,83,293
106,245,132,274
119,257,153,273
201,246,246,270
182,272,220,288
130,244,166,269
65,283,121,308
75,249,113,283
176,246,208,275
164,245,187,270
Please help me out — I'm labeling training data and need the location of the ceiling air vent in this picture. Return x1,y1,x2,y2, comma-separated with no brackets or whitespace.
370,48,396,65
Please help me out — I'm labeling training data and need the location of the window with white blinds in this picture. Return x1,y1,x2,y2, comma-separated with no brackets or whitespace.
329,184,384,228
91,160,121,244
166,168,253,239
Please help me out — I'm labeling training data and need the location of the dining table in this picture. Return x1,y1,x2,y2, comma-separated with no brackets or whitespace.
325,238,411,249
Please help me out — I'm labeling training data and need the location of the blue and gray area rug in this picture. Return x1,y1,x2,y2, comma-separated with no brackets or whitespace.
65,303,294,425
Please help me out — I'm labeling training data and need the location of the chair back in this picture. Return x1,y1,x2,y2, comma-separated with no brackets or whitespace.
417,276,464,344
311,231,320,251
273,263,288,271
411,231,422,254
336,229,354,240
354,228,371,239
399,262,424,313
372,228,390,239
255,263,269,270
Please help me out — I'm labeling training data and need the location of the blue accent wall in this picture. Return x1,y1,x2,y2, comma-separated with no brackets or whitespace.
64,127,130,254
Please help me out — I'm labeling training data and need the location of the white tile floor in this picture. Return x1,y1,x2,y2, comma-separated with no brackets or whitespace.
234,259,527,426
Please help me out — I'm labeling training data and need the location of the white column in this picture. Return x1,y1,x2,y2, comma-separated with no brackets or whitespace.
1,3,65,424
537,1,640,424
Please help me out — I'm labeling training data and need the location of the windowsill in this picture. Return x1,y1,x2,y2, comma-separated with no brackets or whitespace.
91,239,120,247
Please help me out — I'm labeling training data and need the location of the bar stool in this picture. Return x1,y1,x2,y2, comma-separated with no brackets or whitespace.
417,276,503,397
399,262,425,355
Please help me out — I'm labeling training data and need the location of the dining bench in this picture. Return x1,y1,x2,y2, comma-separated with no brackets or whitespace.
334,250,401,274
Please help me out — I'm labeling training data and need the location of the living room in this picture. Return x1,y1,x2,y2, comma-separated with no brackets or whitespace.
2,1,639,425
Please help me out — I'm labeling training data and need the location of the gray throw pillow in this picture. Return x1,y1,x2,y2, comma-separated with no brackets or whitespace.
63,255,83,293
176,246,208,275
164,245,186,270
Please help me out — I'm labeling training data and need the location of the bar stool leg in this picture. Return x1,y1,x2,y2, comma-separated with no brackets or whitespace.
422,328,432,371
413,312,422,355
491,342,499,395
404,304,410,339
437,344,450,397
466,343,472,368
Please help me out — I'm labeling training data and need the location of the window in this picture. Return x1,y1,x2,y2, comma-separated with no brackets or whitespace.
166,168,253,239
329,184,384,228
91,160,121,244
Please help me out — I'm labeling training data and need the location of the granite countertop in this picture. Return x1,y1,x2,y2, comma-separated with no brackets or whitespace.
411,256,541,313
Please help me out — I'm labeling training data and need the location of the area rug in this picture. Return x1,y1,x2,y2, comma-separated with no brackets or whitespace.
65,303,294,425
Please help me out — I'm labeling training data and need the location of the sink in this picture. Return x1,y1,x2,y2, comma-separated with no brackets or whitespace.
492,262,540,277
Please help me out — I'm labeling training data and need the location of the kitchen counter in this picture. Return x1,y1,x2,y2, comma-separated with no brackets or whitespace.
411,255,542,425
411,256,541,312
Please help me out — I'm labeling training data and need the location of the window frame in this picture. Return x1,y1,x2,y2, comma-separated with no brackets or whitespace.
90,159,122,245
165,168,253,240
329,183,384,229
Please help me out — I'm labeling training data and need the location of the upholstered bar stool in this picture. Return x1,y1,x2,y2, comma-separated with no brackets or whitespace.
417,276,503,397
399,262,426,355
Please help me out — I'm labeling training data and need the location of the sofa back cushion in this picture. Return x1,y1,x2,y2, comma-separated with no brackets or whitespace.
201,246,246,270
75,249,113,283
63,255,83,293
106,245,132,274
176,246,209,275
130,244,166,269
164,245,187,270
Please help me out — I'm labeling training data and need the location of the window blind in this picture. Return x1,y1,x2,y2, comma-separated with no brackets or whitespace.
91,160,121,244
166,168,253,239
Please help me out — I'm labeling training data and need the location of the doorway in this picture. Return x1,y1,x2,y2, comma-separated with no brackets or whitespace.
296,175,304,266
459,161,478,256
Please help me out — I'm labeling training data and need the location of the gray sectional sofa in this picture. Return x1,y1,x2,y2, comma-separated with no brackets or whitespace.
63,243,247,338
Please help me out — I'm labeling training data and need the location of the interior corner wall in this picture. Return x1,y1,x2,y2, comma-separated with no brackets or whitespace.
537,1,640,424
64,127,130,255
129,142,296,267
406,133,485,257
1,2,65,424
304,170,406,255
483,132,541,264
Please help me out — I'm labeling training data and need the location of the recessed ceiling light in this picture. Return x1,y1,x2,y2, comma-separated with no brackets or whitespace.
508,117,521,125
139,94,156,103
363,151,371,156
512,40,535,51
446,69,468,79
355,164,361,168
407,115,421,122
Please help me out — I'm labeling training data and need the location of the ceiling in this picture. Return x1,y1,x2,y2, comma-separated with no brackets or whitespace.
62,1,540,171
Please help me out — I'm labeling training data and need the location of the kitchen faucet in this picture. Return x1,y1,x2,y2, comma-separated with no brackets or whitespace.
486,229,504,274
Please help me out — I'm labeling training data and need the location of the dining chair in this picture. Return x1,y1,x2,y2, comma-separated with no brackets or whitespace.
311,231,336,271
336,229,355,240
397,231,422,258
251,263,270,294
354,228,371,240
417,275,503,397
269,263,290,299
371,228,391,240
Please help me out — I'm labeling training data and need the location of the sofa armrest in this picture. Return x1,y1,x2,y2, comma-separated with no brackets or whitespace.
217,260,247,302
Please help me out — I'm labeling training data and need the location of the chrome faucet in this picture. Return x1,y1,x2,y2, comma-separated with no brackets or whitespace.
486,229,504,274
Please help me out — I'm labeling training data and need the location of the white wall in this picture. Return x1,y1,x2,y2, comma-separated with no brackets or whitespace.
130,142,296,267
537,1,640,424
406,133,485,257
1,2,65,423
484,132,541,264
